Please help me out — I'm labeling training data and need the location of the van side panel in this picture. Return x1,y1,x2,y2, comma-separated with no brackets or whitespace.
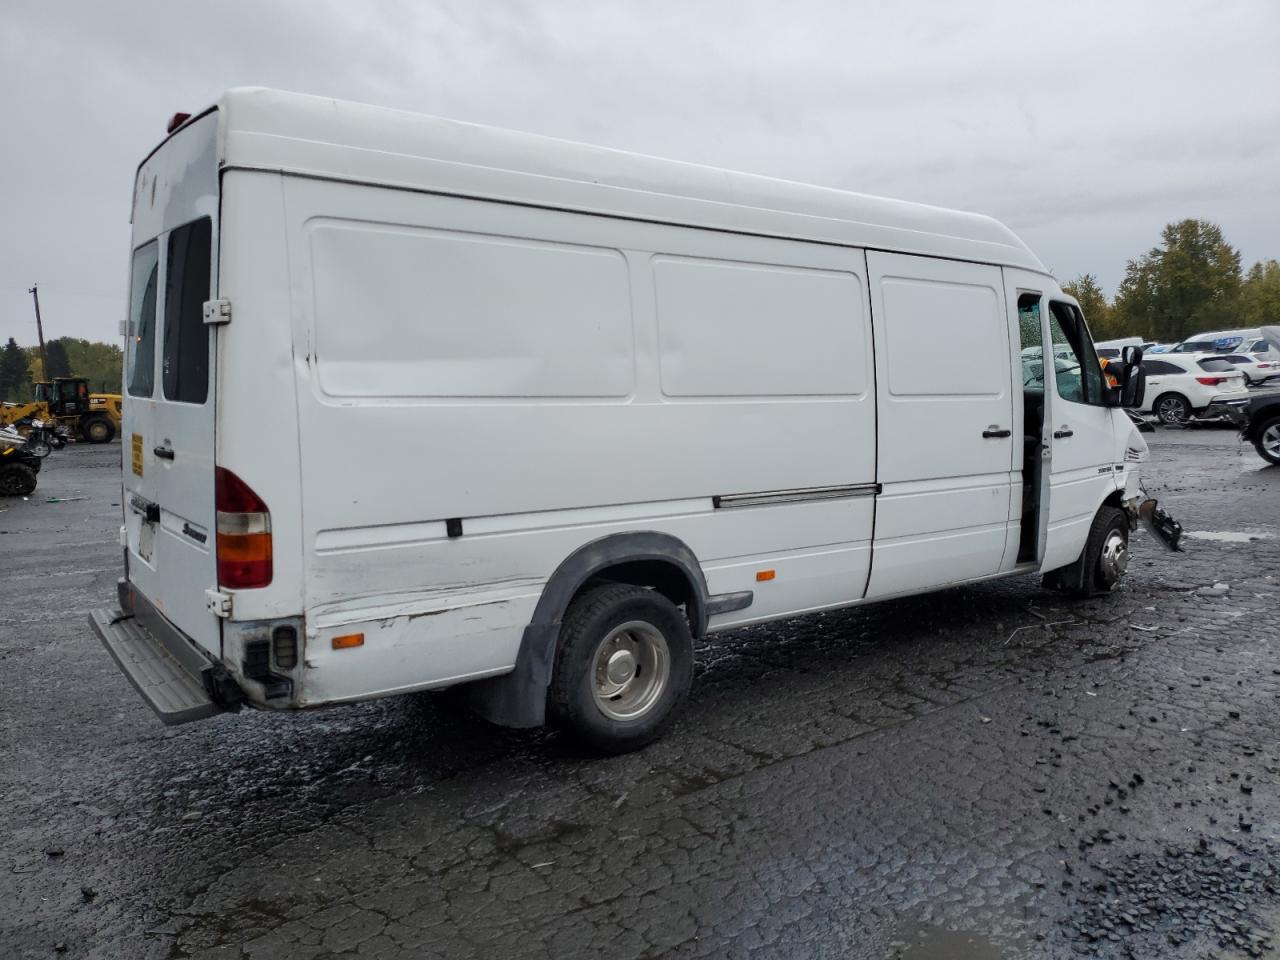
282,178,877,699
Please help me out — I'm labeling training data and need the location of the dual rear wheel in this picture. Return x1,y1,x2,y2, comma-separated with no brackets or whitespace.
549,583,693,754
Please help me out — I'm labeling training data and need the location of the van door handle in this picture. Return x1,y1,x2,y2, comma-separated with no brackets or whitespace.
153,445,175,460
982,427,1012,439
1054,427,1074,439
130,495,160,524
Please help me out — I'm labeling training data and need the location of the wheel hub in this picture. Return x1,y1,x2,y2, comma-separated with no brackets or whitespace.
590,621,671,722
1099,529,1128,583
605,649,637,685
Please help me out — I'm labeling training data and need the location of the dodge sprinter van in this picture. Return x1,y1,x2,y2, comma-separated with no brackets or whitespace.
92,89,1156,752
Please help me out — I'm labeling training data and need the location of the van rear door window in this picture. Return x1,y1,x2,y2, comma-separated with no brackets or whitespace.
126,241,160,397
163,217,212,404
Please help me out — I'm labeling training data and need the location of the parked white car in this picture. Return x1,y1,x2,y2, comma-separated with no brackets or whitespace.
1138,355,1250,423
1241,336,1280,361
1169,328,1262,355
1220,352,1280,386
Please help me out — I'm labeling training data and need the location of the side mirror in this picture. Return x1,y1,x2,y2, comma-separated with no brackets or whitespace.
1121,363,1146,408
1121,345,1144,367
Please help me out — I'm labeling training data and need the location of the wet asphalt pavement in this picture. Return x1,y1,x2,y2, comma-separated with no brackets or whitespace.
2,427,1279,960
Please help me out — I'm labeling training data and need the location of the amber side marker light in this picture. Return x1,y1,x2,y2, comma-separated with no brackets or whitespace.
756,569,776,582
332,633,365,650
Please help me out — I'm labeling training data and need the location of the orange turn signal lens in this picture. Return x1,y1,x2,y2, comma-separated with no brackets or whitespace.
332,633,365,650
756,569,776,582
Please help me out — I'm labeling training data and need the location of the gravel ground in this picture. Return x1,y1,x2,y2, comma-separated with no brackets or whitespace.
1,425,1277,959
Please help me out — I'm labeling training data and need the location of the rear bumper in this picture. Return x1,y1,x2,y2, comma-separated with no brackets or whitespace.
1203,396,1251,422
88,580,244,726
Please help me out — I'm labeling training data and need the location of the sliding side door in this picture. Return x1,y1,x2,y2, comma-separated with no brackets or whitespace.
865,252,1017,598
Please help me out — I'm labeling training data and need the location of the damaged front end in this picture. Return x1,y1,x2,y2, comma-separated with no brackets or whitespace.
1128,497,1184,552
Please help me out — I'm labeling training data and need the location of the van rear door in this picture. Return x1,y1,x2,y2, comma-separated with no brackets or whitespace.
122,113,221,657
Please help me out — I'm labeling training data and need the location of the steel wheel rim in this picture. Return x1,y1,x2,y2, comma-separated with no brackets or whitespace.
1099,528,1128,584
1263,424,1280,458
590,620,670,721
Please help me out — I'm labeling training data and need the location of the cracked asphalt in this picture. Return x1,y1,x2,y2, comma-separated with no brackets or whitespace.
2,425,1278,959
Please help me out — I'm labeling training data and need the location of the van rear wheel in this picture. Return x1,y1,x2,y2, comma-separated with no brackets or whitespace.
549,583,693,753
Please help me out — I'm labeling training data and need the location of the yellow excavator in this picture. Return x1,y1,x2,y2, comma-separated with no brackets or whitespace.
0,377,121,443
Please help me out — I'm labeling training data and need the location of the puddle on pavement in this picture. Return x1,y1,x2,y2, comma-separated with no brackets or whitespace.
886,921,1005,959
1183,530,1274,543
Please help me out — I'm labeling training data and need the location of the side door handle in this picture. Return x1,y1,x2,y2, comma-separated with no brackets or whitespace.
153,445,175,460
982,426,1012,439
1054,427,1074,439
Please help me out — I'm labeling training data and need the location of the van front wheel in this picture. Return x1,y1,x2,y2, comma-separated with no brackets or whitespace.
1043,506,1129,598
549,583,693,753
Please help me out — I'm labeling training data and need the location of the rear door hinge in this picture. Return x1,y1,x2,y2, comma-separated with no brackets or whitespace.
205,588,233,618
202,299,232,325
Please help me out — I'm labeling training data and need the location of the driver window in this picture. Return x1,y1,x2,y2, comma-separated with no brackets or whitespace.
1048,301,1104,405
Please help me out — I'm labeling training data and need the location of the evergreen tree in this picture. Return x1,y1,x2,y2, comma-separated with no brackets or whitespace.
44,338,72,379
0,337,31,401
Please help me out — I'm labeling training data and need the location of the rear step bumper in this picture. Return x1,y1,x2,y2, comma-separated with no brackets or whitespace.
88,581,244,726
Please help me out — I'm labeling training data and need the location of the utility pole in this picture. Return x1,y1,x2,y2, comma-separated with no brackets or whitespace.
28,284,48,380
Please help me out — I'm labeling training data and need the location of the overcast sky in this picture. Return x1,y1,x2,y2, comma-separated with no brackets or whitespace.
2,0,1278,344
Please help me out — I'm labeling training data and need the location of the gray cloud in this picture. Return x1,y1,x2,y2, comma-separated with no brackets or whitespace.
3,0,1278,342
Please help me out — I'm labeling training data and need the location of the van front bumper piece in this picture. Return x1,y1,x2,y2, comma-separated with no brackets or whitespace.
88,580,244,726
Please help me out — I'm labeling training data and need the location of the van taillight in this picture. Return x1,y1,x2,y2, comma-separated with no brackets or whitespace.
215,467,272,589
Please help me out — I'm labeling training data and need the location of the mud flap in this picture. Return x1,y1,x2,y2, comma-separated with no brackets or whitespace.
1138,499,1183,552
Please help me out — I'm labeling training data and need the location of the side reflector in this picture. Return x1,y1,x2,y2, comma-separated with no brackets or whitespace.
756,569,776,582
332,633,364,650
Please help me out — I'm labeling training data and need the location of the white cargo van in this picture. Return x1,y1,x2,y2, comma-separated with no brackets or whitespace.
91,89,1158,752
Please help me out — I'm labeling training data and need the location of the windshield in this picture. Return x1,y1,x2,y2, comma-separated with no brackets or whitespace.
1172,340,1218,353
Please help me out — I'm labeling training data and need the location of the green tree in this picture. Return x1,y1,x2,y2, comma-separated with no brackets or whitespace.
0,337,30,401
1061,273,1118,339
57,337,123,393
1113,219,1242,343
1239,259,1280,329
44,339,71,379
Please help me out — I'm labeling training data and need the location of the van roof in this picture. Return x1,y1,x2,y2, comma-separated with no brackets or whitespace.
206,87,1047,274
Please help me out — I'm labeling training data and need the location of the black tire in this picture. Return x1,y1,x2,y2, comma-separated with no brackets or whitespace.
1153,392,1190,425
1042,506,1129,598
81,416,115,444
26,438,51,458
0,463,38,497
1254,416,1280,466
549,583,693,754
